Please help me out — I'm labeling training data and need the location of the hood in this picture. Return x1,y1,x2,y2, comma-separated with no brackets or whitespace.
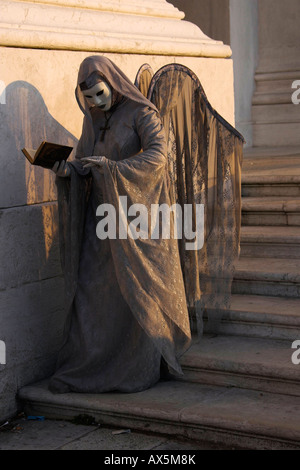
75,55,158,117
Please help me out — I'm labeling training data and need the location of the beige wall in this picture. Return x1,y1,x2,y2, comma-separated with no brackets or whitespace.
230,0,258,147
257,0,300,73
252,0,300,147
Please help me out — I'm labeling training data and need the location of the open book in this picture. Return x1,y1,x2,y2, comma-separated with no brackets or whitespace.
22,141,73,169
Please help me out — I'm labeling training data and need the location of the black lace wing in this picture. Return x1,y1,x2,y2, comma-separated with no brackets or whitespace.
134,63,154,98
147,63,245,335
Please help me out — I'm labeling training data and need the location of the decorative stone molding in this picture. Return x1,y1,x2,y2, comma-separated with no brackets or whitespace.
16,0,185,19
1,0,231,57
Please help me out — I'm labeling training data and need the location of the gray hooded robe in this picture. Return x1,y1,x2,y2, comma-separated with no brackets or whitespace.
48,56,191,393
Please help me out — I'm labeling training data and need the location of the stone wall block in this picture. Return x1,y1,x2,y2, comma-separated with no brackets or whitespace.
0,203,61,290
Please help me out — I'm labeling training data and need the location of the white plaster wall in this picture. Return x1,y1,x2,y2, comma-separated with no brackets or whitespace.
0,48,234,421
230,0,258,147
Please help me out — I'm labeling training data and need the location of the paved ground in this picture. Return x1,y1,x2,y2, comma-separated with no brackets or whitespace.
0,413,230,451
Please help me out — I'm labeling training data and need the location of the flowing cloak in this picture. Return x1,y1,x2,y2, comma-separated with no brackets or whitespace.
49,56,192,393
147,64,245,334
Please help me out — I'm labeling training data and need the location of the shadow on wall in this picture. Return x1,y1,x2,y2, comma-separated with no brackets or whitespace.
0,81,78,419
1,80,77,208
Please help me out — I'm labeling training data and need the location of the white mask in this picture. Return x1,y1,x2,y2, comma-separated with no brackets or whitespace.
82,81,112,111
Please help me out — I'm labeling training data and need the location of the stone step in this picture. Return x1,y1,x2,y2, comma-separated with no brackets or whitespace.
209,294,300,341
253,123,300,147
180,335,300,397
243,179,300,198
252,103,300,125
240,226,300,258
18,379,300,450
242,197,300,226
232,257,300,297
243,146,300,159
241,147,300,197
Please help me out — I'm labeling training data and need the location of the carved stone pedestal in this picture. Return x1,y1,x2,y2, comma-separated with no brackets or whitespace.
1,0,231,57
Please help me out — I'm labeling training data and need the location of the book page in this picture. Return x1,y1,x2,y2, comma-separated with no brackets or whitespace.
22,148,36,163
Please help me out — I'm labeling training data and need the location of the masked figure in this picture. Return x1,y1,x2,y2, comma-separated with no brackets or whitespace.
49,56,192,393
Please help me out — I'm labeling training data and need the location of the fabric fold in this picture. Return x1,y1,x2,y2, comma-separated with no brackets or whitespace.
101,153,191,374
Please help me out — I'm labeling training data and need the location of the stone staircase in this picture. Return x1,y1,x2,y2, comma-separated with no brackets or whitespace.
18,147,300,450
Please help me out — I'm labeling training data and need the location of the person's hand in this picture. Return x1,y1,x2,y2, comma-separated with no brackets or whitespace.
51,160,71,177
81,156,107,174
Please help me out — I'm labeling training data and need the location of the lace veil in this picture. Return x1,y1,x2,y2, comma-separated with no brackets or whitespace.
144,64,245,335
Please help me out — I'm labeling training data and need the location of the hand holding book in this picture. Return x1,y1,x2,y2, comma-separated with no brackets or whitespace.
52,160,71,177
